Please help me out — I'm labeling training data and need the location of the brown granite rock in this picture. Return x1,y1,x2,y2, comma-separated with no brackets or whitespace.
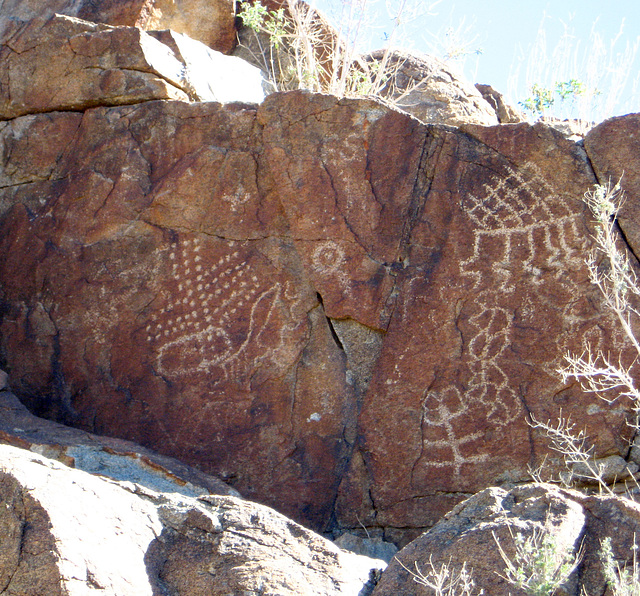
1,88,638,543
0,0,236,53
374,483,640,596
475,82,524,123
584,113,640,257
0,444,383,595
0,14,268,120
0,97,357,531
334,118,636,540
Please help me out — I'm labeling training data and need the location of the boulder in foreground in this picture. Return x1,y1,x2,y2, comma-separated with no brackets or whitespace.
0,444,384,595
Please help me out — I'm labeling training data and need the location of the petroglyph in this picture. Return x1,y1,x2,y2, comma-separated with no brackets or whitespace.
145,237,280,381
311,240,350,286
420,163,603,477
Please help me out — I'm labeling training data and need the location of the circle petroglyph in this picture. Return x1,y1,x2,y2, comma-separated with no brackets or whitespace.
312,241,347,275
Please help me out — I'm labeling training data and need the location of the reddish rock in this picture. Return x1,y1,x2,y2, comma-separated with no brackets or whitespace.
584,113,640,257
0,98,357,531
334,119,636,539
0,389,238,497
1,89,638,541
0,0,236,53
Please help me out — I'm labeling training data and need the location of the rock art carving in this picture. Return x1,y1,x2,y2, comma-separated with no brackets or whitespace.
145,237,284,383
419,162,612,479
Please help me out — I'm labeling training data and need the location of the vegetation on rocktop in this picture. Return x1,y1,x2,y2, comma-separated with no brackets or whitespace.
238,0,639,123
236,0,441,107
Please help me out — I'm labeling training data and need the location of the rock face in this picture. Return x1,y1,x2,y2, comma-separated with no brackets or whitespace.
1,5,640,546
584,113,640,257
0,444,383,595
0,0,236,53
0,14,268,119
374,483,640,595
475,83,524,123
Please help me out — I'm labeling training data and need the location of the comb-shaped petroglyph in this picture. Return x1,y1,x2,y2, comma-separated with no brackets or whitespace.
145,237,280,381
419,163,606,478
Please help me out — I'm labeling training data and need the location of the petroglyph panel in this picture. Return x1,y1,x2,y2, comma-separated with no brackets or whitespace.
418,162,616,479
144,236,303,384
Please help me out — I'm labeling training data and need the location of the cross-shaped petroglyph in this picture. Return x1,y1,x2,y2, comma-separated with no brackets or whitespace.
145,237,280,381
420,163,607,478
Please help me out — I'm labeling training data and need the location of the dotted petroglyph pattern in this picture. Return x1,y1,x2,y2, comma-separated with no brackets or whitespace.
420,163,605,478
145,237,280,381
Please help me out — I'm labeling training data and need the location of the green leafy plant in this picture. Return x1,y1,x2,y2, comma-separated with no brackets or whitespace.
600,536,640,596
509,16,638,122
493,527,581,596
519,79,594,118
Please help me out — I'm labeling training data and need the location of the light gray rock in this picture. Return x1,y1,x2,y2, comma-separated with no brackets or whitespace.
334,532,398,563
150,29,272,104
0,445,385,595
365,50,499,127
571,454,639,485
0,390,238,498
373,483,640,596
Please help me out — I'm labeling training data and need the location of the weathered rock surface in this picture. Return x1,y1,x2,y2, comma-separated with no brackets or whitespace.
0,0,236,53
365,50,499,126
0,388,238,498
0,14,268,120
475,83,524,123
0,444,384,595
584,113,640,258
374,483,640,595
1,8,640,545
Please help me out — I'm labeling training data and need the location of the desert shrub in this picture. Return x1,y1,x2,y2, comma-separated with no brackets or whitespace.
236,0,437,104
493,527,581,596
399,556,483,596
600,536,640,596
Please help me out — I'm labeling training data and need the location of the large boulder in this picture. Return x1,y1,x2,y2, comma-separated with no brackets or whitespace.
2,89,636,543
0,14,268,119
2,7,640,543
373,483,640,595
0,0,236,53
365,50,499,126
0,444,384,595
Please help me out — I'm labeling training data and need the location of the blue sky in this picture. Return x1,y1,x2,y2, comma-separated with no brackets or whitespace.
313,0,640,122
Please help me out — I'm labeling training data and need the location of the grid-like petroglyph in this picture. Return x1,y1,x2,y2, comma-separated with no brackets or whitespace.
420,163,598,477
145,237,278,380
